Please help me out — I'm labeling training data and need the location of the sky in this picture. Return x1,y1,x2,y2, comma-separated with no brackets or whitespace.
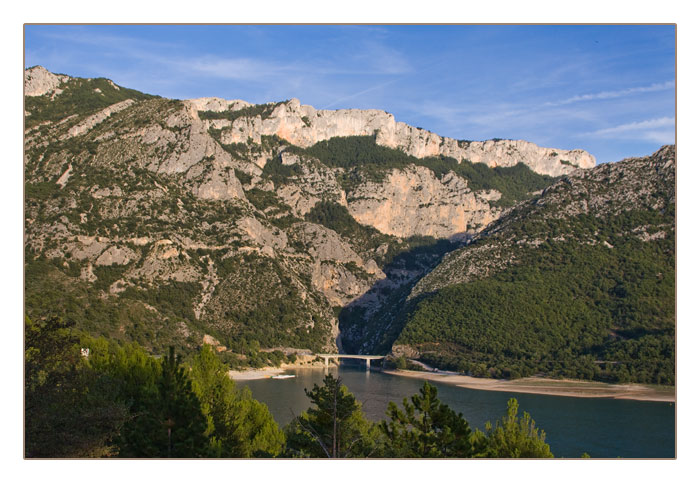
24,25,675,164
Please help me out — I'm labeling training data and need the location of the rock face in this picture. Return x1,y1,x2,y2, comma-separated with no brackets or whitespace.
293,222,385,306
197,97,595,176
273,153,347,217
347,166,499,239
449,139,595,177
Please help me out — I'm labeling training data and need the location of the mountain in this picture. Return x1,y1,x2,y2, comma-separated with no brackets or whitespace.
353,146,675,384
24,65,598,365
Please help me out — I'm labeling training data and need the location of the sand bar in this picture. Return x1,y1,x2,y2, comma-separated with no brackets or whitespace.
384,369,676,402
228,368,286,380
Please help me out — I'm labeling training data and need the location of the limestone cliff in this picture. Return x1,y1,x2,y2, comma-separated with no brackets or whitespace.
347,166,499,239
192,97,595,176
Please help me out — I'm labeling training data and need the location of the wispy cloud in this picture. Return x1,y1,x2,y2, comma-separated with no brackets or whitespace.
546,80,675,106
30,27,413,86
584,117,675,144
169,56,300,81
321,79,400,110
588,116,675,134
358,40,413,75
34,29,181,54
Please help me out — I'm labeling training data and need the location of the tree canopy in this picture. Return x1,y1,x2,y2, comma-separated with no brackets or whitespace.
380,381,481,457
284,374,379,458
477,398,553,458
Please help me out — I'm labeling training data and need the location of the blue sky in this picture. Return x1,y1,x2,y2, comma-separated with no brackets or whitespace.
25,24,675,164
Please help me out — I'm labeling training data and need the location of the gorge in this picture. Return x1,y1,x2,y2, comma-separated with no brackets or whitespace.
24,65,674,388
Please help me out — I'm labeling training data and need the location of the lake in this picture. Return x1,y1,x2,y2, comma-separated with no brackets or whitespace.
239,365,675,458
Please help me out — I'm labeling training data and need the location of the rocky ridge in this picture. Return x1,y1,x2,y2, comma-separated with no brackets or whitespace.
189,96,596,177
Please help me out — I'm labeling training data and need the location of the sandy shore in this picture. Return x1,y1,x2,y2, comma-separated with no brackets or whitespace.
228,368,286,380
229,365,675,402
383,369,676,402
228,361,326,380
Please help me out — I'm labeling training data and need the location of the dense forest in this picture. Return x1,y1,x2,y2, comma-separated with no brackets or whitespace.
25,316,554,458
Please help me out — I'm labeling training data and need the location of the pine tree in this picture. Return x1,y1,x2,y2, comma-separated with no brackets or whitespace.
118,347,209,457
190,345,284,457
380,381,478,457
24,317,128,457
477,398,553,458
285,374,377,458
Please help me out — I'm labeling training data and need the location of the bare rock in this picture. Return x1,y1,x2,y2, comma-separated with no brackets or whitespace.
348,165,499,238
237,217,288,251
95,245,138,266
62,99,135,139
24,66,69,97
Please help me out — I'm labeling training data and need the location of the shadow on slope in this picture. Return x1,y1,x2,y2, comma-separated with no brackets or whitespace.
338,236,462,355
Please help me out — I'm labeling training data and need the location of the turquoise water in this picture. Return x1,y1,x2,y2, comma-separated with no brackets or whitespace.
239,365,675,458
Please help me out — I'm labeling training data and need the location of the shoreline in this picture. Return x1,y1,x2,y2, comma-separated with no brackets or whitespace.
383,369,676,402
229,364,675,402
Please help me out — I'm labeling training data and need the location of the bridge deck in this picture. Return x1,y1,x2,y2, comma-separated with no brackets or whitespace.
317,354,385,359
316,354,385,370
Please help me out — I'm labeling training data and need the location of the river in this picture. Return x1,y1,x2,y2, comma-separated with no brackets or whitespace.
239,365,675,458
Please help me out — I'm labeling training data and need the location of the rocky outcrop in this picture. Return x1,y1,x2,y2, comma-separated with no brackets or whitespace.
190,164,245,201
447,139,595,177
290,222,384,306
95,245,138,266
24,66,69,97
347,166,499,239
273,153,347,216
186,97,251,113
63,99,135,139
126,239,200,282
236,217,288,255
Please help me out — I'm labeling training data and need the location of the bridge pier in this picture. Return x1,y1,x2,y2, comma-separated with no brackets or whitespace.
365,358,370,371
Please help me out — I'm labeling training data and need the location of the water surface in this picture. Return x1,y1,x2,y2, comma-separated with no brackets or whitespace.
239,365,675,458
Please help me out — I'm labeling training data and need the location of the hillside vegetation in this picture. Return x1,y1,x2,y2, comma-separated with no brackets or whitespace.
25,74,156,128
287,135,557,206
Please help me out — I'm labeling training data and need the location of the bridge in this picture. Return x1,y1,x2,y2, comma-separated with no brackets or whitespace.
316,354,385,370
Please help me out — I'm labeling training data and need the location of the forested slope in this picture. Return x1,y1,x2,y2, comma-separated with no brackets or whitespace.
387,146,676,384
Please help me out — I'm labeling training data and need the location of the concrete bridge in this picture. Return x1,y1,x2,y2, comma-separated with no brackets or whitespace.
317,354,385,370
